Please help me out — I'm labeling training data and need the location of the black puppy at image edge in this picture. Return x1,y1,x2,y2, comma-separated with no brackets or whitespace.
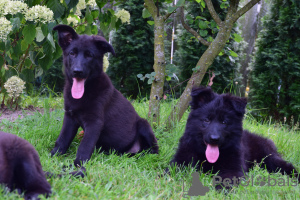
167,86,299,189
51,25,159,166
0,131,51,200
0,131,86,199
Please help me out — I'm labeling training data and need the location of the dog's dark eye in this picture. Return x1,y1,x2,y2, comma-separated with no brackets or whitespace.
204,118,210,123
69,51,75,56
85,51,93,58
222,121,227,124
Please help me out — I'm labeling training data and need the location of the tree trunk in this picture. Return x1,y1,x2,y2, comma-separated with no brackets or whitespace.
148,17,166,125
166,22,234,127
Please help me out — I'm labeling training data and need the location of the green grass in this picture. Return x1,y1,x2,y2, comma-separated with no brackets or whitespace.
1,98,300,199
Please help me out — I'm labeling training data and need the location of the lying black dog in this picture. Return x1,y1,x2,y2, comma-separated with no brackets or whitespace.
0,131,51,200
168,86,299,188
51,25,159,166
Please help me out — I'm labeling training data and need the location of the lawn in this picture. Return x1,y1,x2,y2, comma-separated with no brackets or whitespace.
1,98,300,200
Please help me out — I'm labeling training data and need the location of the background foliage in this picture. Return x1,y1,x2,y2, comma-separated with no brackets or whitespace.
173,0,242,94
107,0,154,98
249,0,300,124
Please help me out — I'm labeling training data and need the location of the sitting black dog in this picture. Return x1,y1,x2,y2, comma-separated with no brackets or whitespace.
51,25,158,166
168,86,299,188
0,131,51,199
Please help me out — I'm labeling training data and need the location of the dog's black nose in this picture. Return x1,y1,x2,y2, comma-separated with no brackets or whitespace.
73,70,83,77
209,135,220,144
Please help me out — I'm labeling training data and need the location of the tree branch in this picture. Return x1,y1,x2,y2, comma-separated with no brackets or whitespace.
233,0,260,22
164,8,178,21
204,0,222,26
180,6,210,46
144,0,158,19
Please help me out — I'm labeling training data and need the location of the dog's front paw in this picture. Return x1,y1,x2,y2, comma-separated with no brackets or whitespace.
74,158,83,167
50,147,64,156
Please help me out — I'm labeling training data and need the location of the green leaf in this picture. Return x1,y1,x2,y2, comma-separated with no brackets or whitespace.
36,27,45,42
12,40,22,56
201,1,205,8
195,0,201,3
47,33,56,49
230,50,238,57
142,8,151,18
151,72,156,76
200,30,208,37
41,24,49,36
166,76,171,81
66,0,78,10
91,10,100,19
147,79,153,84
21,40,28,51
220,2,226,9
176,0,185,7
199,21,208,29
47,0,65,19
167,6,177,14
137,74,143,78
219,51,224,56
91,25,98,35
147,21,155,26
0,56,4,68
85,25,92,35
10,17,21,31
96,0,108,8
85,7,93,24
39,54,53,70
233,33,243,43
23,24,36,44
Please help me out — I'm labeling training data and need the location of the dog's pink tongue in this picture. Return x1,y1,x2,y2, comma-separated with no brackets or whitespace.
71,78,85,99
205,144,219,163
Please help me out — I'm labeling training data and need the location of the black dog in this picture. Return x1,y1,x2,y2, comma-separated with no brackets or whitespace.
51,25,159,166
0,131,51,200
169,87,299,188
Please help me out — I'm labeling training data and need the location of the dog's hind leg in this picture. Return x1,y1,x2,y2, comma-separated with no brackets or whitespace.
136,118,159,154
263,154,300,181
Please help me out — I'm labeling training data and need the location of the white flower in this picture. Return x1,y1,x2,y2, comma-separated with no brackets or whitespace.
25,5,54,24
67,16,79,26
87,0,97,9
103,55,109,72
115,9,130,24
0,17,12,41
3,1,27,15
76,0,86,11
0,0,9,16
4,76,26,98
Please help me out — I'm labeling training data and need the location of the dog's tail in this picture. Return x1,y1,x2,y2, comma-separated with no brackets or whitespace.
136,118,159,154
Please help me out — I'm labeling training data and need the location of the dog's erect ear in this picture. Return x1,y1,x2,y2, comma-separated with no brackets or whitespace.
53,25,78,50
190,86,215,109
223,95,247,116
93,36,116,56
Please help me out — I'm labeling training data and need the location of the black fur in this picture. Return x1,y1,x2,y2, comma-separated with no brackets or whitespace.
51,25,158,166
169,86,299,188
0,131,51,200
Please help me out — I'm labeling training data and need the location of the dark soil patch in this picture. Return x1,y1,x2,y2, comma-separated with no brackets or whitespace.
0,106,52,122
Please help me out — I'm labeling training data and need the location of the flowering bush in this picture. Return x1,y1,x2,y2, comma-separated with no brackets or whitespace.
0,17,12,41
2,0,27,15
103,55,109,72
115,9,130,24
25,5,53,24
4,76,26,99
